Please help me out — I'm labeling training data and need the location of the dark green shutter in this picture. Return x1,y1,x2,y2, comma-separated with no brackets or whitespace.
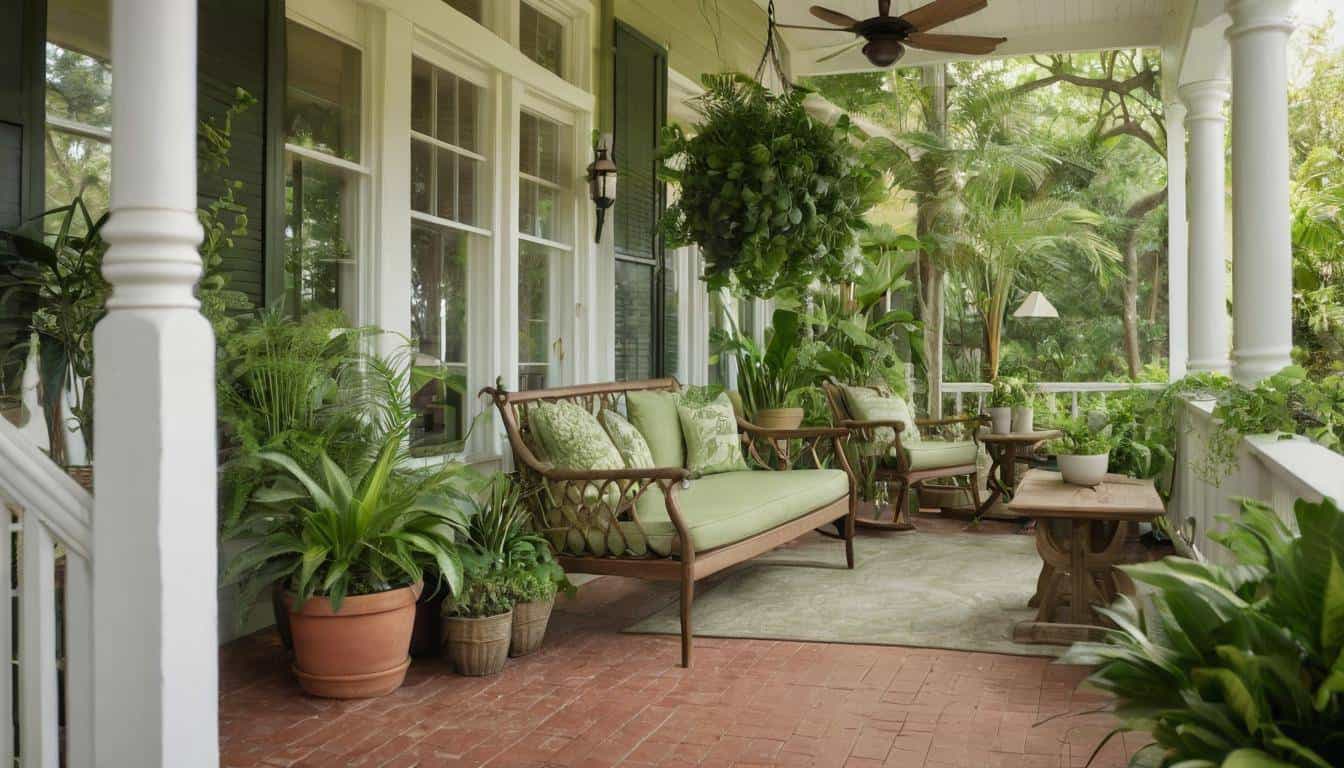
612,22,667,380
0,0,46,229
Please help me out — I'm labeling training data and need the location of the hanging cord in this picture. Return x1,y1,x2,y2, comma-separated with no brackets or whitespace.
754,0,792,90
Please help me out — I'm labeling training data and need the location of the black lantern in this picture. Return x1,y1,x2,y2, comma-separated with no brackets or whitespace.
586,133,617,243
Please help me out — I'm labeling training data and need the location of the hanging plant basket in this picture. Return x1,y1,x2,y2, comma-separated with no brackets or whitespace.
657,73,884,298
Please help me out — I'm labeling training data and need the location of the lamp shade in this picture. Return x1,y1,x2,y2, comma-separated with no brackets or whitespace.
1012,291,1059,319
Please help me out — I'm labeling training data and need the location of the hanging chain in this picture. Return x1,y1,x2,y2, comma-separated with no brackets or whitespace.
754,0,793,90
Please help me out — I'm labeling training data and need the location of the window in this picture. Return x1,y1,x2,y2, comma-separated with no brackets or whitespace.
409,58,488,454
517,110,572,390
283,20,365,318
45,0,112,219
443,0,482,22
519,2,564,76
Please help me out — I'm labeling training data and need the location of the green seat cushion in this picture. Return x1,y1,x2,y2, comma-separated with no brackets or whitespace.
600,409,654,469
634,469,849,555
678,392,748,475
626,390,683,467
892,439,978,471
843,385,920,449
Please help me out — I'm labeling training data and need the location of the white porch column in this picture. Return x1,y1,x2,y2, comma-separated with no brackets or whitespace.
1179,79,1231,375
1228,0,1296,384
94,0,218,764
1165,99,1189,380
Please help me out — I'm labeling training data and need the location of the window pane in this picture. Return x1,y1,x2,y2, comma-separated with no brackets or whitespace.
285,21,361,162
411,223,471,454
436,150,457,221
456,80,480,153
411,139,432,213
519,112,559,182
519,242,555,390
411,58,433,135
444,0,482,22
519,180,559,240
520,2,564,76
615,260,655,381
284,154,356,316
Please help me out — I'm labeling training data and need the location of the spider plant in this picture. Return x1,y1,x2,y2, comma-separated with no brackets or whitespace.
222,427,473,619
721,308,817,417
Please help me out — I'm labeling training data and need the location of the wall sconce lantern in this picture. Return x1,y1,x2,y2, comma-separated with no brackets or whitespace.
587,133,617,243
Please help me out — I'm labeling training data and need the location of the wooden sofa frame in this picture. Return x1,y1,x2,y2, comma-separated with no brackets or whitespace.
484,378,857,667
822,381,984,531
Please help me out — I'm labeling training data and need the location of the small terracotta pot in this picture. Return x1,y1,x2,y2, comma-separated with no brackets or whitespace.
285,582,420,698
443,610,512,676
754,407,804,430
509,597,554,657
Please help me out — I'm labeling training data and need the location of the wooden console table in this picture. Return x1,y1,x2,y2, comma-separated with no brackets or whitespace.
976,430,1062,518
1007,469,1163,645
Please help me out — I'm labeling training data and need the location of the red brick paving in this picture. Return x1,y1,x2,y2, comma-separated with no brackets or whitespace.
220,515,1150,767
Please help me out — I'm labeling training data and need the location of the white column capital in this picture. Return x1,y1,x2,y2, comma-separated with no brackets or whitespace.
1179,79,1231,121
1227,0,1297,37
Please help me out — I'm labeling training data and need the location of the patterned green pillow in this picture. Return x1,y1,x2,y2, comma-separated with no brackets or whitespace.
677,392,748,475
529,400,624,472
843,385,921,453
600,409,655,469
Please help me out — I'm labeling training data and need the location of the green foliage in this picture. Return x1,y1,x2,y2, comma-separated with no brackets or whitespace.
989,376,1030,408
723,308,814,415
444,569,513,619
0,194,108,464
222,428,474,619
658,74,885,298
197,87,259,335
1061,497,1344,767
1202,367,1344,482
1048,415,1112,456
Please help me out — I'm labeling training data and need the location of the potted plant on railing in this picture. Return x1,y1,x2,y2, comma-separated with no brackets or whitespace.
222,428,469,698
1049,418,1112,487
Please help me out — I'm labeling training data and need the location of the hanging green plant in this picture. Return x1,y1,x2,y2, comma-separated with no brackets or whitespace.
657,73,885,298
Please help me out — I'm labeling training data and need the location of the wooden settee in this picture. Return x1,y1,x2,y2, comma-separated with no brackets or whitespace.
484,378,857,666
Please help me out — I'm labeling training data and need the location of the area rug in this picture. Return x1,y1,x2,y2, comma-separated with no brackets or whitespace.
624,531,1064,657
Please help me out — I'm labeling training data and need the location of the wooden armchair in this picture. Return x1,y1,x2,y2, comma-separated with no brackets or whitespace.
822,381,984,531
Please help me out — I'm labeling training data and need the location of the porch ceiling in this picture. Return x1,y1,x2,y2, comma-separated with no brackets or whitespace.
763,0,1182,76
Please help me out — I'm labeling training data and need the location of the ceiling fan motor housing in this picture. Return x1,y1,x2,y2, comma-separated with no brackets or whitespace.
857,16,914,67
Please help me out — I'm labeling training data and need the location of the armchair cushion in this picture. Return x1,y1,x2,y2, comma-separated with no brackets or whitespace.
891,439,979,471
634,469,849,554
678,392,749,475
626,390,684,467
843,385,921,447
600,409,655,469
530,400,624,472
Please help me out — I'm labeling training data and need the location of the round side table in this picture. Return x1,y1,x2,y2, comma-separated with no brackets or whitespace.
975,429,1062,518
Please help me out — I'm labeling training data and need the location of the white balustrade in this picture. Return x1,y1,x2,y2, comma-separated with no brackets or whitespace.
0,416,94,768
939,381,1165,419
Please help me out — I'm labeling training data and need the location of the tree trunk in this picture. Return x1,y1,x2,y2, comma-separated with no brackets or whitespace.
1120,189,1167,378
920,64,948,416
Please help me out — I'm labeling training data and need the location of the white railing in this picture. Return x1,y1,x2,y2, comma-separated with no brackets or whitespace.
0,415,94,767
940,381,1166,418
1169,397,1344,565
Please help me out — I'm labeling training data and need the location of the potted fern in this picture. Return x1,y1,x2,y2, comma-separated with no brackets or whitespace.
223,428,469,698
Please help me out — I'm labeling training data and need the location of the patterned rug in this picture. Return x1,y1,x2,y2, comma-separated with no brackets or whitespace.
624,530,1064,657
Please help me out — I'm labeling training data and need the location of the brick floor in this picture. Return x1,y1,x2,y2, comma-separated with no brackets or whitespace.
220,514,1151,767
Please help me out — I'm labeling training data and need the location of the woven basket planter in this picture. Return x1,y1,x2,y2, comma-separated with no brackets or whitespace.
443,610,512,676
509,597,554,658
753,408,804,430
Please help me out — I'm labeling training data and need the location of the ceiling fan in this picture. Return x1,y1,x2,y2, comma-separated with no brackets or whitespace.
776,0,1008,68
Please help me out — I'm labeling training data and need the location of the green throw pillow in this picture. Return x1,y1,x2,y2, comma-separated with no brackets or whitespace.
843,385,921,453
677,392,748,475
600,409,655,469
529,400,624,472
626,390,684,467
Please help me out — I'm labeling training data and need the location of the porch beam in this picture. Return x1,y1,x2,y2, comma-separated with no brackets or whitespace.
94,0,219,764
1179,78,1232,376
1227,0,1296,384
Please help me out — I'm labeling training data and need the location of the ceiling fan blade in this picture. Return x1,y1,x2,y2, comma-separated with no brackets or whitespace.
810,5,861,28
905,31,1006,55
814,38,864,64
776,22,861,32
900,0,988,32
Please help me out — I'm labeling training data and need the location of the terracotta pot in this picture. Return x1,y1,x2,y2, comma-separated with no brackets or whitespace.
1058,453,1109,487
988,407,1012,435
410,582,447,657
509,597,554,657
754,407,804,430
443,610,512,676
285,582,420,698
1011,406,1034,434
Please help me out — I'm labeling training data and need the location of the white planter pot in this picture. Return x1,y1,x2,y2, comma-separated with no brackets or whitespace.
1011,406,1034,434
989,406,1013,435
1058,453,1109,487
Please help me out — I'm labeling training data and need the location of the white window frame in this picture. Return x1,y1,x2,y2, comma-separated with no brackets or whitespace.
283,4,375,324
